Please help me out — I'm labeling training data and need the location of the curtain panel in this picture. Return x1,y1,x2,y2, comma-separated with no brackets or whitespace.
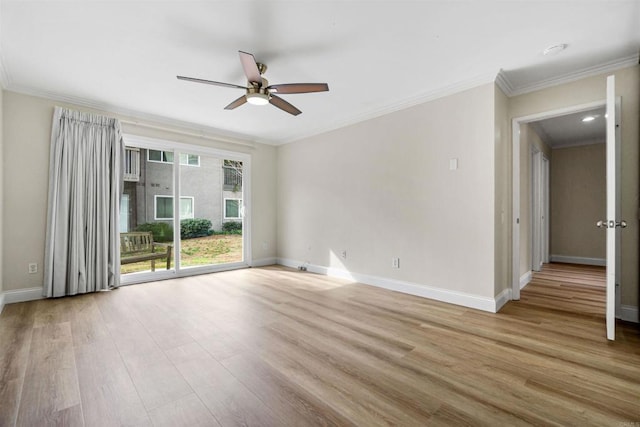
44,107,124,297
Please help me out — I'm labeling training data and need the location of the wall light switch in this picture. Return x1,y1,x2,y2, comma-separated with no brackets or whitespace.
449,158,458,170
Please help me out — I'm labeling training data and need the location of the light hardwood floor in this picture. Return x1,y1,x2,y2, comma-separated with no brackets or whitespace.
0,263,638,426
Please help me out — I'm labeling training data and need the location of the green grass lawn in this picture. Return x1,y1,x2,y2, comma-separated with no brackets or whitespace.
121,234,242,274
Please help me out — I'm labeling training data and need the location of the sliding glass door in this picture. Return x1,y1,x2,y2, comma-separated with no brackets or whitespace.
119,136,249,282
178,153,243,270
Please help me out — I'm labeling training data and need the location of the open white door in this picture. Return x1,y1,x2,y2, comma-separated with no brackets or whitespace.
604,75,622,341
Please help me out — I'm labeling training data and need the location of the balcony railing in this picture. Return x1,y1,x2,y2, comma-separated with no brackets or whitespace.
223,166,242,191
124,147,140,182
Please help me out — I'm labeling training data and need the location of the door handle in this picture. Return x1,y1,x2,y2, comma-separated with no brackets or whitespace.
596,220,627,228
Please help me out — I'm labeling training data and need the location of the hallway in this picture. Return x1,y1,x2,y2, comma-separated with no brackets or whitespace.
520,262,606,317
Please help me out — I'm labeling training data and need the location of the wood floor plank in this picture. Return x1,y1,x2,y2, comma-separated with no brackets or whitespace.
221,352,354,427
122,351,194,411
1,262,638,426
0,303,36,427
68,295,110,347
165,342,284,427
147,394,220,427
260,317,527,426
15,323,84,427
74,338,151,426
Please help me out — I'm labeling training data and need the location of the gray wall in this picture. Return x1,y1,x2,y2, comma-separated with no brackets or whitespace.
550,143,606,260
141,150,224,231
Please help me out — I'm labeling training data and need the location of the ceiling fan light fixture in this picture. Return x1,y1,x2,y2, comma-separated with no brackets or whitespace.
246,92,270,106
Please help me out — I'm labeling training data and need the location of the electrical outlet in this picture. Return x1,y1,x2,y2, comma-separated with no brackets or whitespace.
28,263,38,274
262,241,269,250
392,258,400,269
340,250,347,259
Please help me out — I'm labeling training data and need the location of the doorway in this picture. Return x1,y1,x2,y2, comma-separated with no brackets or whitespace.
511,100,610,301
530,148,550,273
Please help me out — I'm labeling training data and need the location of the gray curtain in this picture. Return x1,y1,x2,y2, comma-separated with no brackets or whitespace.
44,107,124,297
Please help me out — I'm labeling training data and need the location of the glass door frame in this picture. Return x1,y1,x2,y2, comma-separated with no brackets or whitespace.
120,134,252,285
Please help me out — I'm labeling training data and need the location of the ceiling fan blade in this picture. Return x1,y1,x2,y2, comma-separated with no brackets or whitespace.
177,76,247,90
238,51,262,84
224,95,247,110
267,83,329,94
269,95,302,116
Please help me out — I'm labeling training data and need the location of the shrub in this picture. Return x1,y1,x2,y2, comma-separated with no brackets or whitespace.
222,221,242,234
135,222,174,242
181,218,213,239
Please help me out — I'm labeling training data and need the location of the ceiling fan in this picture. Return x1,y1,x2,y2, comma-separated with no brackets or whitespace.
177,51,329,116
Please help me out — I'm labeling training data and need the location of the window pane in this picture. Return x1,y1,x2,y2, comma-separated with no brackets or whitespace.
225,199,240,218
180,198,194,218
164,151,174,163
179,153,199,166
148,149,162,162
156,196,173,219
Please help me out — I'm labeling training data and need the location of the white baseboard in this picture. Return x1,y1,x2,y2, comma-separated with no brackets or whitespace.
277,258,502,313
619,305,639,323
549,255,606,266
494,288,512,312
2,287,44,304
520,271,532,289
251,257,277,267
0,292,5,314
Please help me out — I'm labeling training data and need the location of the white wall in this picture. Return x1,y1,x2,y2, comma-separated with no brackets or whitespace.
2,91,278,293
278,83,498,305
510,65,639,308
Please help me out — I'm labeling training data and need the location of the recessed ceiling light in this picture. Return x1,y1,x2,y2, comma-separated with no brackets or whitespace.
582,116,596,122
543,43,568,56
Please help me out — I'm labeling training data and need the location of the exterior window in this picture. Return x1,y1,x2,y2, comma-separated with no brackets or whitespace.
148,150,200,166
155,196,194,220
224,199,242,219
180,153,200,166
223,160,243,191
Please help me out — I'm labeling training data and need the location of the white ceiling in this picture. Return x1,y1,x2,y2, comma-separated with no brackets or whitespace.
530,107,606,149
1,1,638,145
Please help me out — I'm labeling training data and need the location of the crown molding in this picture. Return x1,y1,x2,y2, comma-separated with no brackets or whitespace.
280,71,499,145
4,84,271,146
506,54,639,97
494,69,514,97
4,53,637,145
